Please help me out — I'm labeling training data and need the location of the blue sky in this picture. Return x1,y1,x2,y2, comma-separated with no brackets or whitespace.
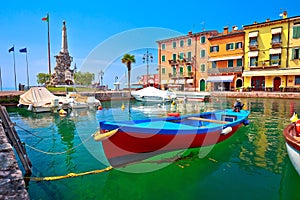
0,1,299,90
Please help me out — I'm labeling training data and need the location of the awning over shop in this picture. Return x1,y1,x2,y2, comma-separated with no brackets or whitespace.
208,56,243,62
187,79,194,83
178,79,185,84
271,27,282,34
248,51,258,57
249,31,259,37
242,69,300,77
269,48,282,54
161,80,167,84
207,75,234,82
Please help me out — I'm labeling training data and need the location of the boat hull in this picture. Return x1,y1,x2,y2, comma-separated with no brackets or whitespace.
283,124,300,175
131,95,173,102
131,87,176,102
99,109,250,167
102,123,243,167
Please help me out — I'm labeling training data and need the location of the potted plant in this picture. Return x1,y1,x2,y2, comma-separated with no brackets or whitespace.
279,85,284,92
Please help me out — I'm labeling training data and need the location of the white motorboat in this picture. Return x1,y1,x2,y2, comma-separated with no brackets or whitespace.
67,92,101,109
131,87,176,102
18,87,69,113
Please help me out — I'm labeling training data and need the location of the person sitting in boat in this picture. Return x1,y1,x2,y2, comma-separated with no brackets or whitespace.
233,99,244,112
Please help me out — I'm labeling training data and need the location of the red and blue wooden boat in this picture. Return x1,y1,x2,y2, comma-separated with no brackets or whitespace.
283,113,300,175
95,109,250,167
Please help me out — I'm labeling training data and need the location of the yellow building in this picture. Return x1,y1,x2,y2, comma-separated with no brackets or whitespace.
157,31,218,91
243,12,300,92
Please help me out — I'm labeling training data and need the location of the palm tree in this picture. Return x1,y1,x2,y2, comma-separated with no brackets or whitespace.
121,54,135,93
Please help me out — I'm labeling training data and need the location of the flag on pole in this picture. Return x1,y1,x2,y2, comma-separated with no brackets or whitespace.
19,48,27,53
42,14,49,22
8,46,14,53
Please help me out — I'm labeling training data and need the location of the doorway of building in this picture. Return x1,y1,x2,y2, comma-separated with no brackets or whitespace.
236,78,243,89
251,76,265,91
273,77,281,91
200,79,205,91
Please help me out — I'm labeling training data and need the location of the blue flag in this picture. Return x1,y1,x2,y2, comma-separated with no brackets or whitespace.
19,48,27,53
8,46,14,53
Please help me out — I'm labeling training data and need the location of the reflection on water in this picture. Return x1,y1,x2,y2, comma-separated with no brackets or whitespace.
6,97,300,200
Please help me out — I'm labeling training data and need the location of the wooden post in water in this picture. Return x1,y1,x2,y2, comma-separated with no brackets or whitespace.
0,106,32,175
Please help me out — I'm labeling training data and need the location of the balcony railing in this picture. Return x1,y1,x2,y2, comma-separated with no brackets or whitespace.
249,42,258,50
250,60,281,70
208,66,243,74
168,60,177,66
169,72,194,79
271,39,282,48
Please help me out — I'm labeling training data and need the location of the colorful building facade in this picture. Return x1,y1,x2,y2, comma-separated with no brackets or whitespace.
156,11,300,92
243,12,300,91
207,26,244,91
157,31,218,91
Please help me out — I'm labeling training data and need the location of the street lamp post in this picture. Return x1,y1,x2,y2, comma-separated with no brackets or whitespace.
99,70,104,86
143,49,153,87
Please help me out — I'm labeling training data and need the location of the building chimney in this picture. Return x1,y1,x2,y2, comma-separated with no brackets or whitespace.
253,21,257,24
188,31,192,36
223,26,228,34
283,11,287,19
232,26,238,31
266,18,270,22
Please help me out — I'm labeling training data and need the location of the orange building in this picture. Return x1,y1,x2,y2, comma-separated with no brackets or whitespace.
207,26,245,91
157,30,218,91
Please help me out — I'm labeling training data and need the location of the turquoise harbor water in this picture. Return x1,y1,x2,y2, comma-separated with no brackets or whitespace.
7,98,300,200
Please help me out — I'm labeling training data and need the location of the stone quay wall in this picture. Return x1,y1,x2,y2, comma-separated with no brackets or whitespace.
0,123,29,200
210,91,300,99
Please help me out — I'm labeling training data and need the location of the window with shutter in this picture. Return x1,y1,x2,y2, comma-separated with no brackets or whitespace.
172,54,177,61
293,26,300,39
173,41,177,48
200,50,205,58
200,36,206,44
180,40,184,47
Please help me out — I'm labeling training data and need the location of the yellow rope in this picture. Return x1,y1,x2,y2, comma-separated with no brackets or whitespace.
24,166,113,181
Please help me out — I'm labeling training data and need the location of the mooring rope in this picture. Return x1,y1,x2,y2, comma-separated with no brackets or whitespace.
24,166,113,181
15,124,43,139
25,133,95,155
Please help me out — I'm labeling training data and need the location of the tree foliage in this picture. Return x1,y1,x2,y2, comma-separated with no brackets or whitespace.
36,73,50,85
74,71,95,85
121,53,135,92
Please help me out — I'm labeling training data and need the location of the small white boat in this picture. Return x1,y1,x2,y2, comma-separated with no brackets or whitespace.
18,87,69,113
175,91,211,102
67,92,101,109
131,87,176,102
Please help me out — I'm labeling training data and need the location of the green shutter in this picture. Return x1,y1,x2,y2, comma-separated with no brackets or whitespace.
293,26,300,38
201,50,205,57
293,27,297,38
201,36,206,44
292,48,295,59
217,46,219,52
237,59,242,66
173,54,176,60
